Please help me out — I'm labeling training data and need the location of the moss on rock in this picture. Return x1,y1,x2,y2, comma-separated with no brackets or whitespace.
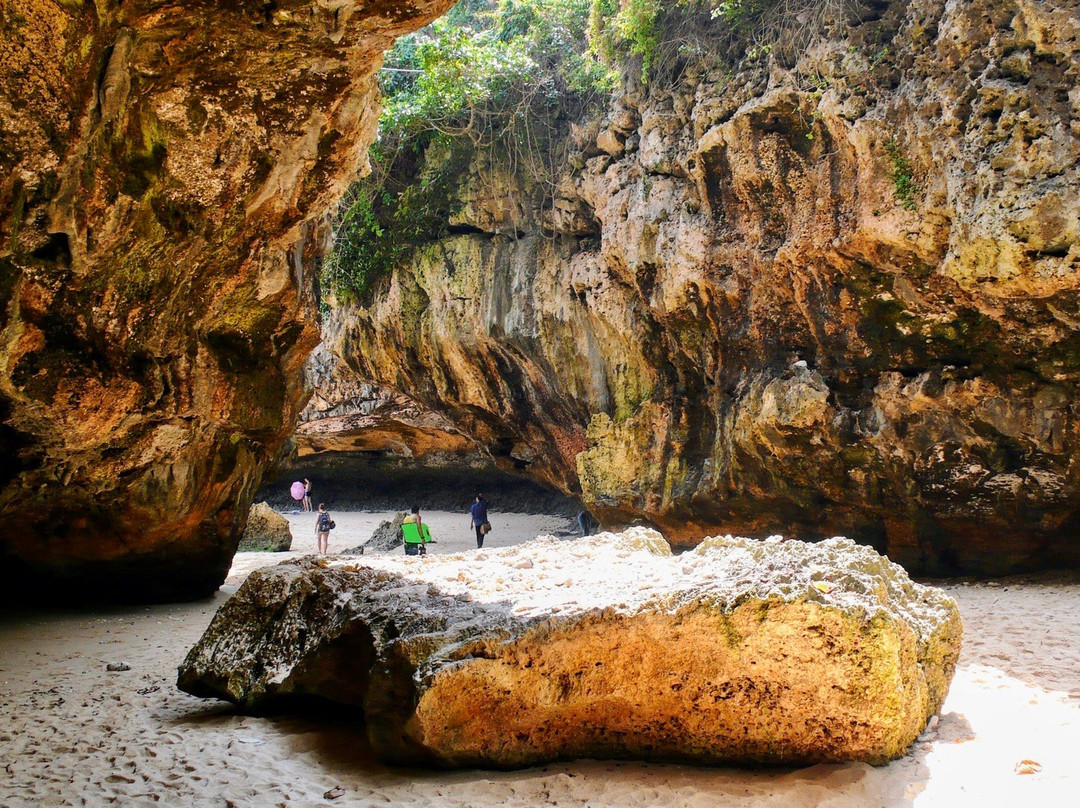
179,529,961,767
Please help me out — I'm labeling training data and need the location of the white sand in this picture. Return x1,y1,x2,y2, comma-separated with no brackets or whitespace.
1,512,1078,807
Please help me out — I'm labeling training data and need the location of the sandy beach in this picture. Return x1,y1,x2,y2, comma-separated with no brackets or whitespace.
1,511,1078,807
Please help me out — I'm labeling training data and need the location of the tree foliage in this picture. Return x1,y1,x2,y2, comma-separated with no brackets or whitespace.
322,0,863,301
322,0,612,301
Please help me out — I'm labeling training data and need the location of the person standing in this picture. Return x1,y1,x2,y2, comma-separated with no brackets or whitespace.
470,494,490,549
403,505,427,556
315,503,334,554
289,480,305,514
302,478,313,512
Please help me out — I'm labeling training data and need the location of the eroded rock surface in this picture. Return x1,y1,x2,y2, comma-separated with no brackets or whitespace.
0,0,454,600
238,502,292,552
335,0,1080,574
298,337,477,460
363,512,405,552
178,530,961,768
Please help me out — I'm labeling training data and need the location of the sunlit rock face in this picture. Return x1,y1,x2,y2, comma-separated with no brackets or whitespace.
336,0,1080,574
237,502,292,553
178,530,962,768
0,0,455,601
297,331,477,460
284,310,580,518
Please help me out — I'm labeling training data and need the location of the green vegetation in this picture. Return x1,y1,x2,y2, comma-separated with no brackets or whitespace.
322,0,861,301
589,0,663,81
323,0,609,301
589,1,860,82
885,138,919,211
321,137,473,302
380,0,611,141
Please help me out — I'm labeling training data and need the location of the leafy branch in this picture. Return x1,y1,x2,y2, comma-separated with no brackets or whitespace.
323,0,610,302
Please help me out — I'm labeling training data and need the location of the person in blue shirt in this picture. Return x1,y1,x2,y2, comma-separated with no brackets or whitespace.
469,494,490,548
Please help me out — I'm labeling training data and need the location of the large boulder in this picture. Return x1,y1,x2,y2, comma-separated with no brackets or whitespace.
237,503,292,552
177,530,962,768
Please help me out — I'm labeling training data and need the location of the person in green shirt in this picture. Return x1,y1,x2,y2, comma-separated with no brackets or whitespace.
403,505,427,555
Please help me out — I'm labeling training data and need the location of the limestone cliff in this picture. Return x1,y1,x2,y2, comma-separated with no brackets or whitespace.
334,0,1080,574
0,0,454,601
274,317,578,517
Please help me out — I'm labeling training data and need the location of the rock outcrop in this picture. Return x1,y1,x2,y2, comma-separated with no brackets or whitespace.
0,0,455,600
364,511,405,552
297,336,477,459
178,530,962,768
237,502,292,552
334,0,1080,574
276,320,579,516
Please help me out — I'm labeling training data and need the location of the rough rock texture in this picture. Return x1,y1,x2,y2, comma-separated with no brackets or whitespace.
178,530,961,768
0,0,455,600
297,335,477,459
365,511,405,552
237,502,292,552
280,321,580,516
335,0,1080,574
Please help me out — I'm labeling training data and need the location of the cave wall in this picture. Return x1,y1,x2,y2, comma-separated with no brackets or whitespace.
296,326,478,459
335,0,1080,575
278,314,579,516
0,0,455,601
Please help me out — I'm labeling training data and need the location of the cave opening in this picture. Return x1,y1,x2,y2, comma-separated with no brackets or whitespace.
257,449,582,520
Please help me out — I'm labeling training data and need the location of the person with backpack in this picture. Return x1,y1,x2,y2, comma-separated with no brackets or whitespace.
315,503,335,554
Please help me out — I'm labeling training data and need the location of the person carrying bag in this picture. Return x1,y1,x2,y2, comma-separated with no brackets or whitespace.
403,505,428,556
315,504,335,555
469,494,491,549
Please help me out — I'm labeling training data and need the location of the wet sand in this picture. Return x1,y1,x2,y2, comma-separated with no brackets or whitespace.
1,512,1077,807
